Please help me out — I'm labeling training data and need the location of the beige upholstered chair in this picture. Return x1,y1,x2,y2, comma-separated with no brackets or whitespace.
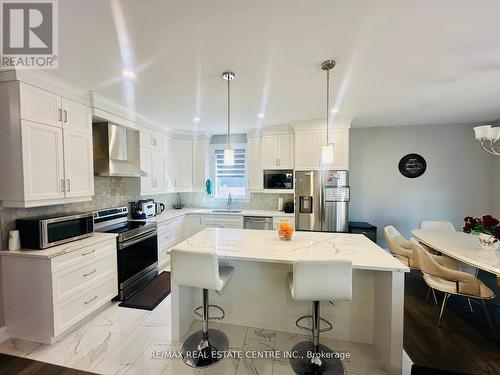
411,238,495,328
419,220,456,231
384,226,416,268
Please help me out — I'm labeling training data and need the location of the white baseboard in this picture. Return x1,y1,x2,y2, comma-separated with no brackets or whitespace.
0,326,9,343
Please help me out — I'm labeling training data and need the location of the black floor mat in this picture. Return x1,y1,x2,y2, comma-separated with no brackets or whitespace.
119,271,171,311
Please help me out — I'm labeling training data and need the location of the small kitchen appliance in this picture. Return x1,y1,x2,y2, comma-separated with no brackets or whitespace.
130,199,155,219
16,212,94,249
155,202,165,215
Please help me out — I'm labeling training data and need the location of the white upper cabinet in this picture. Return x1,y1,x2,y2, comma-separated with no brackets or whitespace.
247,137,262,191
152,151,166,192
61,98,92,134
141,129,165,150
63,131,94,198
294,131,322,170
164,136,175,190
192,138,209,191
174,138,193,189
140,148,154,194
261,133,294,169
21,121,65,201
19,83,62,128
294,122,350,171
277,134,294,169
0,78,94,207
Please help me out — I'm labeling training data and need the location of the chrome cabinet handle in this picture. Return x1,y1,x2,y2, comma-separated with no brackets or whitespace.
61,179,65,192
84,295,98,304
81,250,96,256
66,179,70,192
63,110,68,123
58,108,62,121
83,269,97,277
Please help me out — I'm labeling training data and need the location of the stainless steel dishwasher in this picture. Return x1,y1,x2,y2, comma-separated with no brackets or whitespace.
243,216,274,230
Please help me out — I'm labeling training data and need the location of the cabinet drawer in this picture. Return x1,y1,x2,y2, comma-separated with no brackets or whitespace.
53,275,116,337
158,228,180,248
201,216,243,228
52,250,117,303
51,239,116,272
158,217,184,232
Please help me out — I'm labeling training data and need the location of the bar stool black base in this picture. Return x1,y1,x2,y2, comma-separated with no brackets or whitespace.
181,329,229,368
289,341,345,375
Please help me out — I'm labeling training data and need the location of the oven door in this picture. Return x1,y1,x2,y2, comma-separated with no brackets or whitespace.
263,170,293,190
117,230,158,290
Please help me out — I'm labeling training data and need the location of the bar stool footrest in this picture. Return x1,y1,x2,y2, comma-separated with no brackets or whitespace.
295,315,333,333
194,304,226,320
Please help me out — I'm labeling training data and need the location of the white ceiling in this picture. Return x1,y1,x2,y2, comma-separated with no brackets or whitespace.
53,0,500,132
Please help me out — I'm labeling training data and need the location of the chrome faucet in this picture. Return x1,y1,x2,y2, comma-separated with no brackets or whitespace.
226,193,233,210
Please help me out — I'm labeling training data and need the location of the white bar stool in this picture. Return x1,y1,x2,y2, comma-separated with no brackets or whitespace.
288,260,352,375
171,248,234,368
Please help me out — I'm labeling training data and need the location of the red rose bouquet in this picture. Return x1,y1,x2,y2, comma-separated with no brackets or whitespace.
463,215,500,243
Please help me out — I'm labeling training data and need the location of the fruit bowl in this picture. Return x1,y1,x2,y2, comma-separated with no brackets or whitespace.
278,222,294,241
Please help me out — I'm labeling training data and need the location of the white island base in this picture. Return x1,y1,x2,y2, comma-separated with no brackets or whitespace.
170,229,408,375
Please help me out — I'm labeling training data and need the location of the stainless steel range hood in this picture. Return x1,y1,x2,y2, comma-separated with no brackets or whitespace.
93,122,147,177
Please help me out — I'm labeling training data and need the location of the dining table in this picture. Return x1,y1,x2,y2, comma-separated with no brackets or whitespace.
411,229,500,276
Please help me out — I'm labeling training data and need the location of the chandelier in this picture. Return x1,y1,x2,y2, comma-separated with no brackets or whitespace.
473,125,500,156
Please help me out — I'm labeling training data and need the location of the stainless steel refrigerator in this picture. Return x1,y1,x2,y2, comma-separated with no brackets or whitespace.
295,170,350,232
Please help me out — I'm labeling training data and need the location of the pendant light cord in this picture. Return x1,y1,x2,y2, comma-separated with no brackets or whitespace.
326,68,330,145
227,79,231,149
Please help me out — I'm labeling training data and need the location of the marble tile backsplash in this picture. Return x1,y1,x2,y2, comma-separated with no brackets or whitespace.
180,192,294,210
0,177,294,248
0,177,179,248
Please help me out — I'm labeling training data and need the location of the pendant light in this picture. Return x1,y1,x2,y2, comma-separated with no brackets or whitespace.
222,71,235,166
321,59,336,164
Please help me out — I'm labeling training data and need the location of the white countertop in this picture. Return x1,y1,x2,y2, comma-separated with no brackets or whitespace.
141,208,294,223
0,233,118,259
172,228,409,272
412,229,500,274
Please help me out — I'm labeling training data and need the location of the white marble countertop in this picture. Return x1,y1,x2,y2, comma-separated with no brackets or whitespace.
140,208,294,223
171,228,409,272
412,229,500,274
0,233,118,259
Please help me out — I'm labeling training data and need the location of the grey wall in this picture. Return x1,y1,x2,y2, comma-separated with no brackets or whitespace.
492,160,500,217
349,123,498,248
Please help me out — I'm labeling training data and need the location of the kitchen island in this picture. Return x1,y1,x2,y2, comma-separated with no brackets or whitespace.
170,228,409,375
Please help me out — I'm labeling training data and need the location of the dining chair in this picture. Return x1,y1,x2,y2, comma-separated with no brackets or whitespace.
419,220,456,231
411,238,495,329
384,226,416,268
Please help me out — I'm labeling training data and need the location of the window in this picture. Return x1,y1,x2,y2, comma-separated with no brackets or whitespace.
215,148,247,198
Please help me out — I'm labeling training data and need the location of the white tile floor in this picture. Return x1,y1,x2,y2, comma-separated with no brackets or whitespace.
0,295,412,375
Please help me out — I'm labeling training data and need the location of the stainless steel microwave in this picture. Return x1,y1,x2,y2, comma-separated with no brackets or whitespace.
16,213,94,249
263,170,294,190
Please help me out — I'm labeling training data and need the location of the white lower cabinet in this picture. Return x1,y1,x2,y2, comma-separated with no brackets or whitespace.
0,237,117,344
187,215,244,236
157,216,186,271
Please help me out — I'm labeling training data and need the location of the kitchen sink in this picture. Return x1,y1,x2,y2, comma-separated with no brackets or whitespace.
211,209,242,213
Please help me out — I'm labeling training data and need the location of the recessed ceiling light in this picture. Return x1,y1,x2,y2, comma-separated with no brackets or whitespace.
122,70,136,79
257,113,265,118
193,116,201,122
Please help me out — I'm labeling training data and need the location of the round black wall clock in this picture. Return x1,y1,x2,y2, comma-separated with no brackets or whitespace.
398,153,427,178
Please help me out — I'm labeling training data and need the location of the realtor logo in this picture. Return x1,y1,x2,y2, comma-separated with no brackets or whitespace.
1,0,58,69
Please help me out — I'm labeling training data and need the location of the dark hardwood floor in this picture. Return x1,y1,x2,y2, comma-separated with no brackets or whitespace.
0,353,97,375
404,269,500,375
